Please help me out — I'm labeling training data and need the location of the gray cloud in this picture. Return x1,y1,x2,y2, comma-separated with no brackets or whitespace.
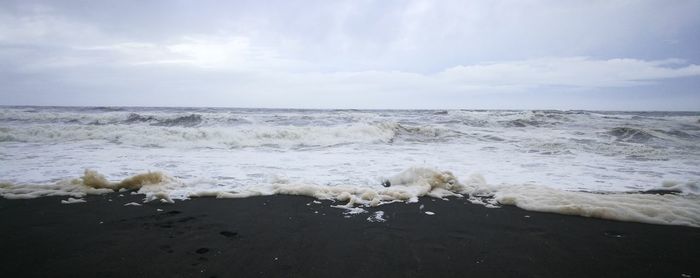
1,0,699,109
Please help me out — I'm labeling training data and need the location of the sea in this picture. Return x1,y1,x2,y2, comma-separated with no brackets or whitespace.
1,106,699,226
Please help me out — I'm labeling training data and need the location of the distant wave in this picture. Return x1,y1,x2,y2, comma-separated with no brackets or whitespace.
0,122,403,147
125,113,203,127
152,114,203,127
85,106,126,112
125,113,157,123
446,110,571,127
606,126,699,145
608,127,656,143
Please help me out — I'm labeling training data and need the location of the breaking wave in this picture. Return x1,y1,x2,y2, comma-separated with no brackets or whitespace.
2,107,700,227
608,127,657,143
126,113,203,127
153,114,203,127
446,110,572,127
124,113,157,123
0,121,461,148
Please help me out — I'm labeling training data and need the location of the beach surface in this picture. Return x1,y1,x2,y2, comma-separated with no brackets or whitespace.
1,193,698,278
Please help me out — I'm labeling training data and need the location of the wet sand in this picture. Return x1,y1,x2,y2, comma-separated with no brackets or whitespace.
1,192,698,278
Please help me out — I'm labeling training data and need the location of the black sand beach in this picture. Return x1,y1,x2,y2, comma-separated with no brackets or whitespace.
1,193,698,278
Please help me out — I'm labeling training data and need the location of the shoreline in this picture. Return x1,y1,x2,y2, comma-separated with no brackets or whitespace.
1,193,699,277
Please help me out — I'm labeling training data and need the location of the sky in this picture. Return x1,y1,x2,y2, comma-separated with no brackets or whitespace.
1,0,699,110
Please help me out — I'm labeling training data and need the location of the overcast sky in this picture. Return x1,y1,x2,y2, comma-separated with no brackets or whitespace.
1,0,699,110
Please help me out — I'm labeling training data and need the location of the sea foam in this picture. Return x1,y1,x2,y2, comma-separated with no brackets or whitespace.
2,167,699,227
0,170,171,200
2,107,700,227
494,185,700,227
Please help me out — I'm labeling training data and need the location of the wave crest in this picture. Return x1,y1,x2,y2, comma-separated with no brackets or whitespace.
0,122,401,148
608,127,656,143
152,114,203,127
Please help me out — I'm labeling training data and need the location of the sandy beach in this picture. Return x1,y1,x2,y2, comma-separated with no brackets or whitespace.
1,193,698,278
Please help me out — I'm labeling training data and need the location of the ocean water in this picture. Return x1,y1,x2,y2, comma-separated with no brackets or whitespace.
1,106,699,226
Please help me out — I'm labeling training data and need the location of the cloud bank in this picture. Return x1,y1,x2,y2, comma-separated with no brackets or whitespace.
1,0,699,109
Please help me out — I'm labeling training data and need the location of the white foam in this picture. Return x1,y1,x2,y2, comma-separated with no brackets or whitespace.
367,211,386,222
265,168,700,227
61,197,86,204
124,202,142,206
494,185,700,227
659,180,699,194
0,169,173,200
264,167,475,207
0,179,114,199
2,166,700,227
425,211,435,215
331,205,367,215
